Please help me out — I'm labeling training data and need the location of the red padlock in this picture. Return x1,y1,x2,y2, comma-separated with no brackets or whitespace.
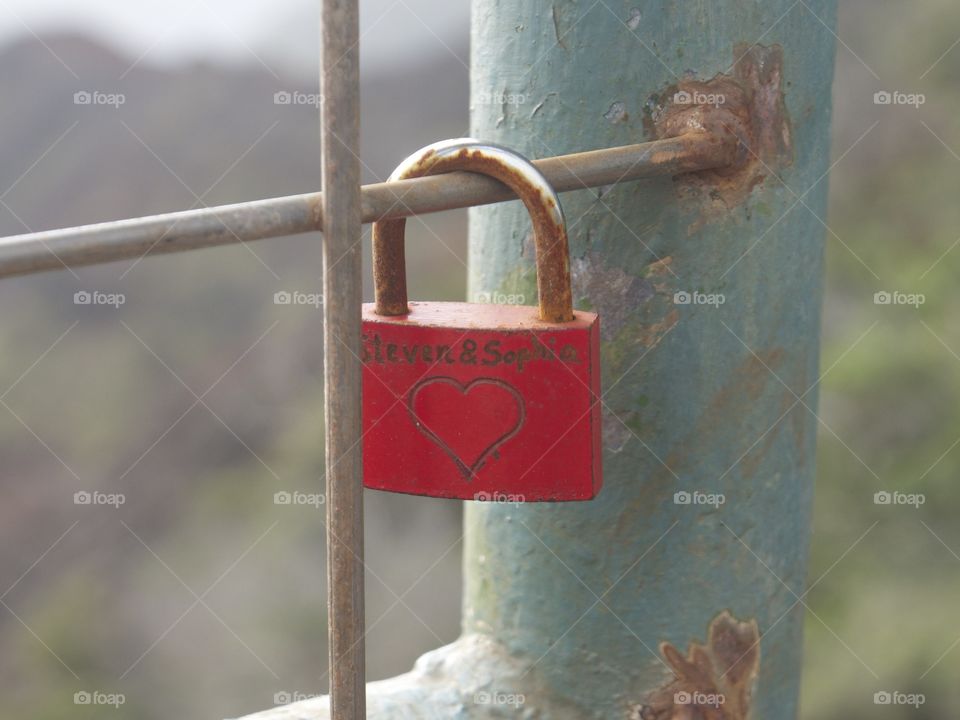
362,139,602,501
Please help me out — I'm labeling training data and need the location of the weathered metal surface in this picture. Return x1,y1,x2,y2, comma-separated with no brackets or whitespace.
372,139,573,321
0,133,734,280
639,611,761,719
462,0,837,718
653,44,795,228
320,0,365,718
232,634,587,720
361,302,601,500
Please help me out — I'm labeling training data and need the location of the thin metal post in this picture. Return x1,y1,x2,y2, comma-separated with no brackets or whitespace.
321,0,365,718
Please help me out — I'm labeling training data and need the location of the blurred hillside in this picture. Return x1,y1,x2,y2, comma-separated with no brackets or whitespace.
805,0,960,718
0,32,468,720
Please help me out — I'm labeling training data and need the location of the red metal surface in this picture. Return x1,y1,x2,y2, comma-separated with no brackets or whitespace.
362,302,602,501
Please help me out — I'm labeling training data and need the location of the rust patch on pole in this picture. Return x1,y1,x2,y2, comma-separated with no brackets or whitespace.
636,610,761,720
652,44,793,229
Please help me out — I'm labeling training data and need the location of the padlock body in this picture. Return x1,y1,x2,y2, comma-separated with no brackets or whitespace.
361,301,601,501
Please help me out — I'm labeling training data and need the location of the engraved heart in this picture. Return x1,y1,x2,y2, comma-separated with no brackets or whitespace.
407,377,525,481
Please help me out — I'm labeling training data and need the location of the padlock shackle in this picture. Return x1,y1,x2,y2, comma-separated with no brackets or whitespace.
372,139,574,323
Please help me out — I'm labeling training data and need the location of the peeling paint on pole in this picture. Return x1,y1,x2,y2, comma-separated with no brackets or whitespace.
639,610,761,719
652,44,795,229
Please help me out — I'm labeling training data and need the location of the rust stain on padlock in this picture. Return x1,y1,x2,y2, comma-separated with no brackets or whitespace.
651,44,793,229
373,140,573,324
634,610,760,720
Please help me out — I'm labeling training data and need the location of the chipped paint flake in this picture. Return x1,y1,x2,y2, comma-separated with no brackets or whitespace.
552,5,568,50
640,610,760,720
604,100,629,124
530,92,558,119
573,253,655,340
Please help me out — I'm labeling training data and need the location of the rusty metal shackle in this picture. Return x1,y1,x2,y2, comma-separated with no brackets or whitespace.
372,138,574,323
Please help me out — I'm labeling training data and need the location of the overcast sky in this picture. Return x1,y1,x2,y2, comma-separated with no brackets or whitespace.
0,0,468,76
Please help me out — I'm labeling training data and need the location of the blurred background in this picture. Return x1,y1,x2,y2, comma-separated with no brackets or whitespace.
0,0,956,718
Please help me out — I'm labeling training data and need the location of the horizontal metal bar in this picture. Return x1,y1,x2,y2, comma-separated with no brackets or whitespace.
0,131,734,279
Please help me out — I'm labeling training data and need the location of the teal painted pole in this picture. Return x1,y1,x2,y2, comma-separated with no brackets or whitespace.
464,1,836,718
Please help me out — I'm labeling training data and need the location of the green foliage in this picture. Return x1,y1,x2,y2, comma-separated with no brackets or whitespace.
801,2,960,716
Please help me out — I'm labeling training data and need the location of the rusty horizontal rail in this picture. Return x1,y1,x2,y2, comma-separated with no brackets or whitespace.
0,131,735,279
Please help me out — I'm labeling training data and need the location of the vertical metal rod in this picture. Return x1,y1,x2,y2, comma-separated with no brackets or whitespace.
320,0,365,718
